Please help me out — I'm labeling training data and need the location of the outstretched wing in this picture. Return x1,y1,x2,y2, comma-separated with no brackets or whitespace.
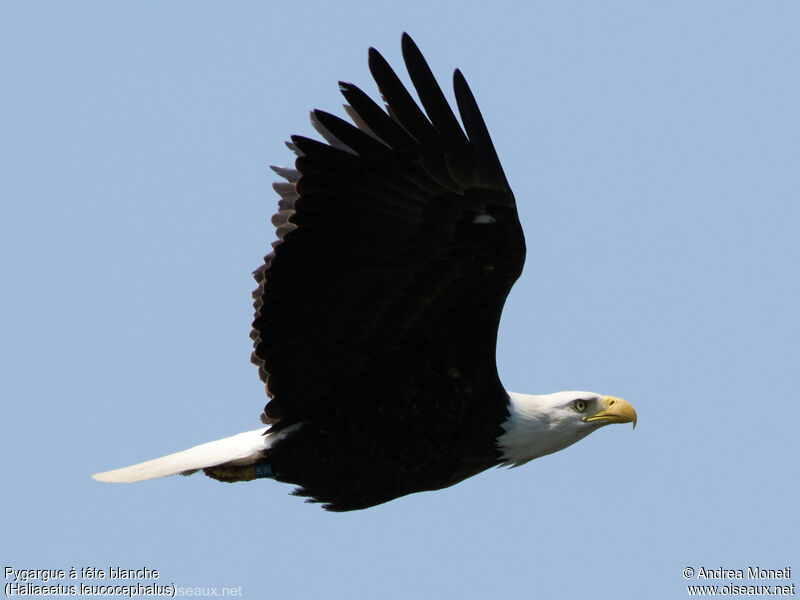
251,33,525,428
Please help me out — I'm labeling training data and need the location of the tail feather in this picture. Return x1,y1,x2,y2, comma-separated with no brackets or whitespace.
92,428,270,483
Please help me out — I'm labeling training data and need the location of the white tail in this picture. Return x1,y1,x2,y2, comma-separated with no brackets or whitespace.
92,428,271,483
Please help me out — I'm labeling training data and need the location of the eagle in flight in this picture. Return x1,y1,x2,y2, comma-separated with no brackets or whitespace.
93,34,636,511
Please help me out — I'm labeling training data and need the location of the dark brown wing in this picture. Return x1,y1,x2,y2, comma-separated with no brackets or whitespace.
251,33,525,431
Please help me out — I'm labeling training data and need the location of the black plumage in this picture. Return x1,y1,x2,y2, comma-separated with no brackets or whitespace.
249,34,526,511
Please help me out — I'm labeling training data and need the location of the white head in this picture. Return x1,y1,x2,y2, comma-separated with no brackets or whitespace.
497,391,637,466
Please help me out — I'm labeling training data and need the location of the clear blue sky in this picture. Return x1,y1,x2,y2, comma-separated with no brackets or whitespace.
3,2,798,598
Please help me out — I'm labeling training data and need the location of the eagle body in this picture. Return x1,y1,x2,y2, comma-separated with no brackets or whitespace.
93,34,636,511
260,375,510,511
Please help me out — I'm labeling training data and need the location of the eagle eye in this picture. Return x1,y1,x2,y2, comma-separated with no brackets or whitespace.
573,399,588,412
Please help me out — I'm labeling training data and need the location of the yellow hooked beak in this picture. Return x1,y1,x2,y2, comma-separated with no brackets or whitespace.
582,396,637,429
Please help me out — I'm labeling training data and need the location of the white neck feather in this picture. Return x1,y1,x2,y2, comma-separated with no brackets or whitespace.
497,391,595,467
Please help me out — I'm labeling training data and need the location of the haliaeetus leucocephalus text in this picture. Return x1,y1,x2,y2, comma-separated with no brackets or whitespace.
93,34,636,511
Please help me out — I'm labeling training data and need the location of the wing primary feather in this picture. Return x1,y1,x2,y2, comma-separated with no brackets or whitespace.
290,135,363,169
368,42,465,192
310,110,358,154
339,81,419,154
312,110,396,163
400,33,478,183
367,46,439,147
453,68,508,189
342,104,380,139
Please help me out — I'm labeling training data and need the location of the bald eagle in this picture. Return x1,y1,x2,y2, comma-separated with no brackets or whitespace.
93,34,636,511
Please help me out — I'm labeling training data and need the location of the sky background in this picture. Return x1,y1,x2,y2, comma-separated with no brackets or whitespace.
2,2,798,598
